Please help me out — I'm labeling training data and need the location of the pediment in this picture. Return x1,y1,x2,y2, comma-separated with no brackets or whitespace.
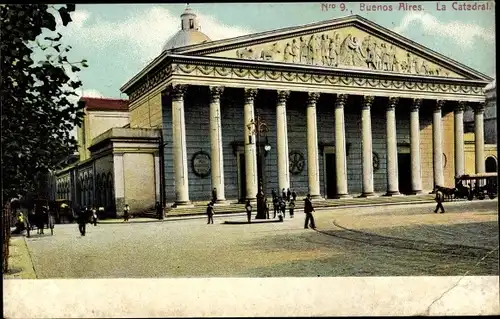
176,16,491,81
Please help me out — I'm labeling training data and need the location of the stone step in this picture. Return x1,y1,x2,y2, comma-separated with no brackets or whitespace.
165,195,436,217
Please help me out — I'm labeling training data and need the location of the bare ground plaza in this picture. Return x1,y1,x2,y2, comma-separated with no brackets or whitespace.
6,199,498,279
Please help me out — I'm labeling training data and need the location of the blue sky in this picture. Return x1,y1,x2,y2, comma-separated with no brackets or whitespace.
43,2,496,100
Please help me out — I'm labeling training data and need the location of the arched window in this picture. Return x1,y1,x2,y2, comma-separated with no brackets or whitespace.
107,172,114,208
486,156,497,173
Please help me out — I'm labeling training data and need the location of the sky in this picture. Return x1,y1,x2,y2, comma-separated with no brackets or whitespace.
41,1,496,100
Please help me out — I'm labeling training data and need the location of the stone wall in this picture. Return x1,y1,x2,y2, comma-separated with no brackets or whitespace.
123,153,156,212
130,92,162,128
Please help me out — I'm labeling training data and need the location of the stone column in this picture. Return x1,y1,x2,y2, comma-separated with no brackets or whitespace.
385,97,400,196
335,94,350,198
154,153,161,202
474,102,486,174
276,90,291,193
209,86,226,203
433,100,445,188
306,92,322,199
171,84,191,206
244,88,259,201
410,98,423,194
454,101,466,178
361,95,375,197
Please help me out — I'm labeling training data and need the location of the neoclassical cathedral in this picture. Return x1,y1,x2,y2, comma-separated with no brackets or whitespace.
54,7,495,216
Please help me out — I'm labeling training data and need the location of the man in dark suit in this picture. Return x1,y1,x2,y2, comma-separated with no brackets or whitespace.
304,194,316,229
77,208,88,236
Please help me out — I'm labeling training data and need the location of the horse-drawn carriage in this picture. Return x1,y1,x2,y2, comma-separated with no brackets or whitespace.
439,173,498,201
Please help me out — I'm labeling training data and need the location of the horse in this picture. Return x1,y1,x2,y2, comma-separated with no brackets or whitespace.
436,185,455,201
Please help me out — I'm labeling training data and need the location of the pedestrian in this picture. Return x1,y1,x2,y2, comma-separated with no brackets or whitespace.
304,194,316,229
279,197,286,218
289,199,295,218
123,204,130,222
245,200,252,223
282,188,286,200
91,207,98,226
271,189,277,200
434,186,445,214
265,198,270,219
212,188,217,203
77,208,88,236
272,196,278,218
292,190,297,201
206,201,214,224
155,201,163,220
287,188,291,202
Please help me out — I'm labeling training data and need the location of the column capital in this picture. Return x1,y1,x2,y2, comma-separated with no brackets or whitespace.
307,92,321,105
169,84,188,102
435,99,446,111
411,98,423,111
387,97,399,110
335,94,348,109
209,86,224,102
455,101,466,113
244,88,258,103
362,95,374,110
277,90,291,104
473,102,486,114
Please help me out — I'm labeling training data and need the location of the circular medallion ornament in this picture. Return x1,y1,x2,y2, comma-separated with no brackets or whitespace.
191,151,211,178
289,151,305,175
373,152,380,171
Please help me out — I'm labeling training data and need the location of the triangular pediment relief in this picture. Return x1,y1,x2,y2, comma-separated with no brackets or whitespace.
175,16,491,81
207,26,463,78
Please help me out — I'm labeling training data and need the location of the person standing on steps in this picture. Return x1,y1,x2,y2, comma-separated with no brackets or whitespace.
155,201,163,220
245,200,252,223
206,201,214,224
433,186,445,214
304,194,316,229
272,196,278,219
123,204,130,222
289,199,296,218
286,188,291,202
292,190,297,201
282,188,287,200
279,197,286,218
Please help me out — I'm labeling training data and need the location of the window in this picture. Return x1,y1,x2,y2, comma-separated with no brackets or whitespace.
189,19,194,29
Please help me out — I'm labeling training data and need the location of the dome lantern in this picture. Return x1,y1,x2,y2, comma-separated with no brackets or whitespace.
162,5,211,51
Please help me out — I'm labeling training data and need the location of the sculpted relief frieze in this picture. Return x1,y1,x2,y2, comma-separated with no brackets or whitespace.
208,26,463,78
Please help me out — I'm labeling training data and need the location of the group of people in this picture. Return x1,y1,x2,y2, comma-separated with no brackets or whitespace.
13,205,56,237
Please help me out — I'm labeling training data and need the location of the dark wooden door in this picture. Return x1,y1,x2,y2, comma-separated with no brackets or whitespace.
325,153,337,198
398,153,412,194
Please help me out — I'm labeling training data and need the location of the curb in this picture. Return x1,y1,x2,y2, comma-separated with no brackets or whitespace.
97,199,441,224
3,237,37,279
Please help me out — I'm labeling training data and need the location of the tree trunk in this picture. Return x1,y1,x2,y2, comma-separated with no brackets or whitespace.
3,202,11,273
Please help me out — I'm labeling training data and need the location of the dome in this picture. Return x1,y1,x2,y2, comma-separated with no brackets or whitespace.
162,6,211,51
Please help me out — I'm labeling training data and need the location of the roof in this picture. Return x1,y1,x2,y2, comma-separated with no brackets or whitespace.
79,97,129,112
162,29,211,51
120,15,493,93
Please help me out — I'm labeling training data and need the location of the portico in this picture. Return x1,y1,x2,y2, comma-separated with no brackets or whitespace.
120,14,491,207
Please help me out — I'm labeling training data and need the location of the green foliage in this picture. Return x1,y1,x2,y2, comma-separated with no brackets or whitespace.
1,4,89,203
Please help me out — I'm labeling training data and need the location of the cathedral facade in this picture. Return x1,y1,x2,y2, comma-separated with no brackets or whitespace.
119,11,491,208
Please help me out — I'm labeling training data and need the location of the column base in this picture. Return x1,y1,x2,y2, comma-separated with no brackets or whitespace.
171,201,194,208
214,199,230,206
359,192,376,198
309,194,324,201
409,190,423,195
384,191,402,197
334,194,352,199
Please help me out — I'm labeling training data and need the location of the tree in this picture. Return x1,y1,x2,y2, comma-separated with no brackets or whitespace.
1,4,88,272
1,4,88,204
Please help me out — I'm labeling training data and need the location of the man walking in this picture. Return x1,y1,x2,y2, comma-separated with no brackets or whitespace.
279,197,286,218
289,199,295,218
304,194,316,229
272,196,278,219
77,208,88,236
245,200,252,223
434,186,445,214
123,204,130,222
206,201,214,224
91,207,98,226
155,201,163,220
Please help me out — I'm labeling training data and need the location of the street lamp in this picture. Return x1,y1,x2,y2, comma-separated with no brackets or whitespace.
249,110,271,219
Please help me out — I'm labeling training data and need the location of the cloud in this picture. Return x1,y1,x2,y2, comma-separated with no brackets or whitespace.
62,6,254,66
393,12,495,49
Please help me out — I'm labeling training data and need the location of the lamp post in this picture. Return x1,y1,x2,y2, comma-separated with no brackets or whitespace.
248,110,271,219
